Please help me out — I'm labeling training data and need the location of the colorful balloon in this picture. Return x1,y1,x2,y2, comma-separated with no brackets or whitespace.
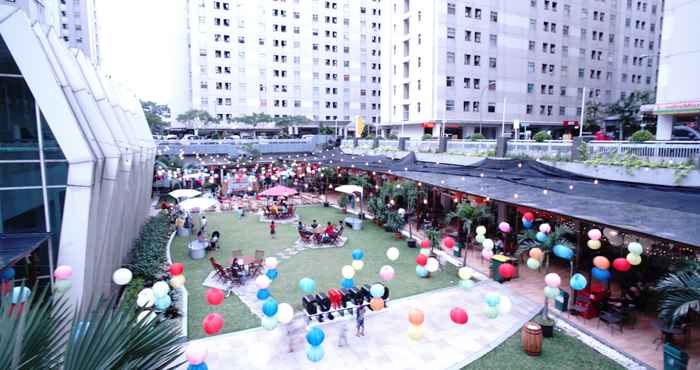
257,288,270,300
170,274,186,288
306,327,325,346
458,267,473,280
442,237,456,249
112,268,133,286
485,292,501,307
306,345,324,362
152,281,170,298
544,273,561,288
475,234,486,243
261,315,278,330
206,288,224,305
341,265,356,279
522,219,533,229
264,257,279,269
266,269,279,280
592,267,611,281
497,296,512,315
587,239,602,250
626,253,642,266
475,225,487,235
351,249,364,260
482,239,495,250
420,239,431,248
370,284,385,298
54,265,73,280
262,298,279,317
386,247,400,261
627,242,643,255
277,303,294,324
553,244,574,260
543,286,560,299
498,263,515,279
185,343,207,365
351,260,364,271
613,257,632,272
408,308,425,325
481,248,494,260
407,324,424,340
450,307,469,325
498,222,511,233
256,275,272,289
416,254,428,266
459,279,475,290
379,265,395,281
529,248,543,260
155,295,172,310
570,273,587,291
416,265,429,277
169,263,185,276
299,278,316,293
369,297,385,311
587,229,602,241
539,223,551,233
526,258,541,270
593,256,610,270
202,313,224,335
535,232,547,243
136,288,155,308
425,258,439,272
523,212,535,222
485,305,499,319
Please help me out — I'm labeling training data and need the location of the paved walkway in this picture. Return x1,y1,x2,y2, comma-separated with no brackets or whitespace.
182,281,541,370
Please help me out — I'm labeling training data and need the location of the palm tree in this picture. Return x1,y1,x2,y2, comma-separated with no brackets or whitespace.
517,224,575,274
0,286,184,370
656,269,700,325
445,201,490,266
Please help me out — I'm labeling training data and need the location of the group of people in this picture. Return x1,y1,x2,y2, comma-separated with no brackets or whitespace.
265,198,291,217
298,219,342,243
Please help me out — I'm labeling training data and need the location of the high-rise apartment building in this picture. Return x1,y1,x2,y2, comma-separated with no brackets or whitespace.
185,0,382,128
58,0,100,63
380,0,663,138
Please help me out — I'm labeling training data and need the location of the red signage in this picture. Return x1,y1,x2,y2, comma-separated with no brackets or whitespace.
563,120,579,128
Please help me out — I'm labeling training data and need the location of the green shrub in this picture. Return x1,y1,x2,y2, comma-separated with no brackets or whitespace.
630,129,654,142
338,194,349,208
129,214,172,281
470,133,485,141
120,277,145,309
533,131,552,142
387,134,399,140
422,134,433,140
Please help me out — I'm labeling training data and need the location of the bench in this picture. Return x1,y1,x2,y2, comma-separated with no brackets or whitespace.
344,217,363,230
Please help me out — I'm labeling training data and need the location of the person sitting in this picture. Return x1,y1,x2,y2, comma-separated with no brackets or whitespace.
210,231,221,250
297,221,305,232
311,219,319,229
325,222,336,237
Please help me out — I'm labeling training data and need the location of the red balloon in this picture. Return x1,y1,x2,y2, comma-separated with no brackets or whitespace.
523,212,534,222
416,254,428,266
420,239,431,249
206,288,225,305
498,263,515,279
169,263,184,276
442,237,456,249
612,258,631,272
450,307,468,325
202,313,224,335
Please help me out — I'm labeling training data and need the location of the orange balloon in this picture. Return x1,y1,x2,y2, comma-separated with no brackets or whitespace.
408,308,424,326
370,297,384,311
529,248,543,261
593,256,610,270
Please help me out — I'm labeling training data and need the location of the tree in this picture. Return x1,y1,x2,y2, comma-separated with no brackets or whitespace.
445,201,490,266
606,91,654,139
273,115,311,127
656,269,700,324
175,109,219,133
584,101,607,132
141,100,170,134
517,225,575,274
231,113,274,127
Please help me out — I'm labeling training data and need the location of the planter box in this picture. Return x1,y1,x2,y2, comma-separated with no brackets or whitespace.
545,161,700,187
541,324,554,338
407,239,417,248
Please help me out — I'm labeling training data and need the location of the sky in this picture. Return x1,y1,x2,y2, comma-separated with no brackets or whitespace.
97,0,189,112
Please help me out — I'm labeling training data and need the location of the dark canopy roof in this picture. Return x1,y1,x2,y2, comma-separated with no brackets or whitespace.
301,150,700,247
0,233,50,270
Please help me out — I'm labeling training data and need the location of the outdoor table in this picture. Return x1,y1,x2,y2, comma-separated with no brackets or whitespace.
597,311,623,334
227,255,255,266
343,216,363,230
652,319,684,349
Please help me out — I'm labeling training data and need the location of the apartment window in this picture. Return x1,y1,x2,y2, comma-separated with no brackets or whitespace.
473,102,480,112
560,86,566,96
563,25,569,36
446,99,455,111
463,101,470,112
474,79,480,89
446,76,455,87
465,30,472,41
489,57,497,68
465,6,472,17
474,56,480,66
447,27,455,39
446,51,456,64
489,34,497,46
447,3,456,14
475,8,482,19
578,68,584,79
559,106,566,115
474,32,481,43
529,19,536,31
487,103,496,113
527,83,534,93
528,62,535,73
526,104,533,114
464,54,471,65
488,80,496,90
490,11,498,22
529,41,536,51
463,78,471,88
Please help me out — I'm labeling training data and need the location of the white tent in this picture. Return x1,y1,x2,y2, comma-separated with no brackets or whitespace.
169,189,201,199
334,185,364,215
179,197,219,212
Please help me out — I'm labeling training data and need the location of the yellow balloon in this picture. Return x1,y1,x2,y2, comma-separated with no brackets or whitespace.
458,267,473,280
351,260,364,271
626,253,642,266
587,239,602,250
170,274,186,289
341,265,355,279
407,324,424,340
475,226,487,235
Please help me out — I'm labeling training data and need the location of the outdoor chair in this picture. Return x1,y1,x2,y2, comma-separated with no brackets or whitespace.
209,257,230,283
298,230,313,244
326,225,344,245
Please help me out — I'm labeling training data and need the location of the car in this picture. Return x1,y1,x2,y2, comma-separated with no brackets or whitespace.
671,126,700,141
180,135,201,142
163,134,178,141
227,135,241,140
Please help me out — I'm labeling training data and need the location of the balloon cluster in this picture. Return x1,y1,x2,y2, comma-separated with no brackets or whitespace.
168,263,186,289
415,240,437,277
306,327,325,362
369,284,386,311
626,242,643,266
544,273,561,299
185,342,208,370
481,237,495,261
587,228,602,250
485,292,511,318
458,267,475,290
152,281,172,310
340,249,364,288
522,212,534,229
54,265,73,294
265,257,280,280
526,248,543,270
535,223,551,243
261,298,279,330
0,267,14,296
407,308,425,340
592,256,611,282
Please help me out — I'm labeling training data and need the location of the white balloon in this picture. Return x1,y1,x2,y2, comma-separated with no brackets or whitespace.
152,281,170,298
264,257,279,269
112,268,133,286
277,303,294,324
497,296,512,315
475,225,487,235
341,265,355,279
351,260,364,271
256,275,271,289
386,247,400,261
482,239,495,250
425,258,439,273
136,288,155,308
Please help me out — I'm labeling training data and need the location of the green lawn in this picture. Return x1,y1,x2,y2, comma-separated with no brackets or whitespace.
170,206,458,339
465,329,624,370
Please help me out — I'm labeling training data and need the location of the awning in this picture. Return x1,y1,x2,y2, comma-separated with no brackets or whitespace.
259,185,298,197
653,101,700,115
445,124,461,129
0,233,50,270
422,122,435,128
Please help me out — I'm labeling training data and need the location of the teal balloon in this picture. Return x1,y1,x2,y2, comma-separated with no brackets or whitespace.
544,286,560,299
370,284,385,298
553,244,574,260
261,315,278,330
535,232,547,242
262,298,279,317
351,249,364,260
306,345,324,362
155,294,172,310
485,292,501,307
306,327,325,346
522,219,533,229
299,278,316,294
526,258,541,270
54,280,72,294
416,265,428,277
11,286,31,304
257,288,270,300
266,269,278,280
475,234,486,243
485,305,499,319
459,279,474,290
570,273,587,291
419,248,431,256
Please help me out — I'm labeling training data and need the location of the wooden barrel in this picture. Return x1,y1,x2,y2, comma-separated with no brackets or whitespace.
522,322,543,356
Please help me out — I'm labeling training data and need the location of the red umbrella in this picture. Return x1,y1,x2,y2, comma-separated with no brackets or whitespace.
259,185,298,197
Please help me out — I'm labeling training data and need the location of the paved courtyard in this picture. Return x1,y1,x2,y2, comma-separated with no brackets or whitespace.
183,281,541,370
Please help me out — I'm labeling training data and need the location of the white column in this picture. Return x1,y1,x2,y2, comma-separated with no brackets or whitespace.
656,115,673,140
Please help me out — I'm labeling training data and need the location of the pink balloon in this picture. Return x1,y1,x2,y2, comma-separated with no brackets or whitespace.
544,273,561,288
54,265,73,280
538,223,551,233
379,265,395,281
481,249,494,260
185,343,207,365
498,222,511,233
587,229,602,241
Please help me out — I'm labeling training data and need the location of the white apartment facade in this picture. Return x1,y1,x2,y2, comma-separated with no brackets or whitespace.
185,0,382,131
58,0,99,64
380,0,663,139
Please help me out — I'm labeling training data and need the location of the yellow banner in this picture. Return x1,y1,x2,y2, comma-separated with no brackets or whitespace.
355,116,365,138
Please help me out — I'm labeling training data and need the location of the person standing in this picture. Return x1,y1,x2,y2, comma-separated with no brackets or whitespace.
200,215,208,233
270,220,276,239
338,321,349,347
355,304,366,337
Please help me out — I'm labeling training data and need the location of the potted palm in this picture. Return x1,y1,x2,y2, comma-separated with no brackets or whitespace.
386,211,406,239
338,194,349,213
656,266,700,325
516,224,575,275
445,201,489,265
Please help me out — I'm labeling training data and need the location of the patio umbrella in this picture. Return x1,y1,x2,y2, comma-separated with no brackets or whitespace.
169,189,202,199
179,197,219,212
334,185,364,216
259,185,298,197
